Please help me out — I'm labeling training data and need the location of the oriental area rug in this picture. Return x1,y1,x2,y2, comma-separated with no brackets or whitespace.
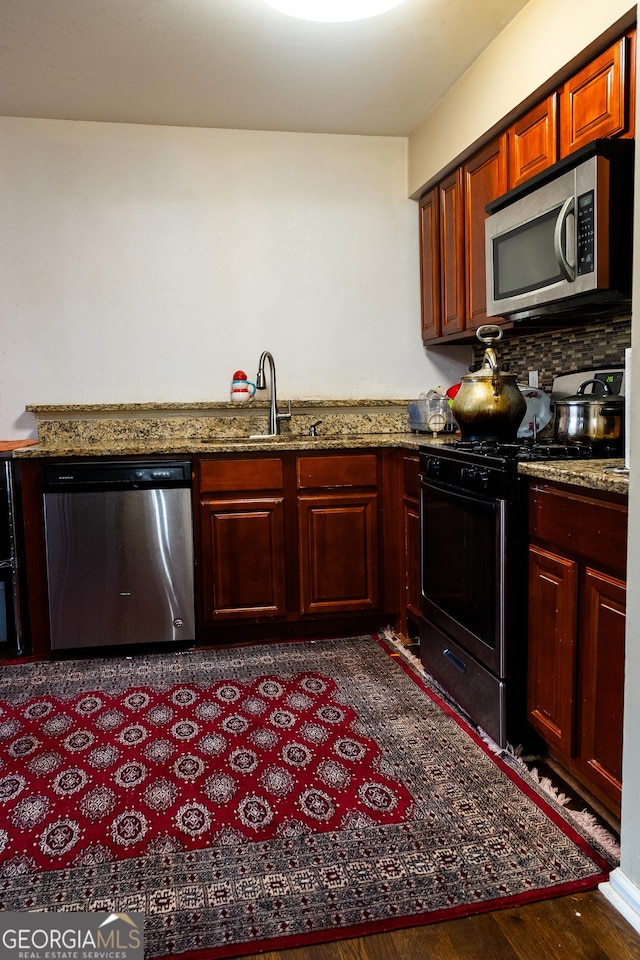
0,635,616,959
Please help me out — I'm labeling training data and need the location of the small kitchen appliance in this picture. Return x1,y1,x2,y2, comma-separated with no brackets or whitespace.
485,139,634,321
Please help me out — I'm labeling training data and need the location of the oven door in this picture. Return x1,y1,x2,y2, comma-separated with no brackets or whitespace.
420,478,506,677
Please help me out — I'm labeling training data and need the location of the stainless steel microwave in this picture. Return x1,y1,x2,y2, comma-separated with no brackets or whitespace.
485,139,634,321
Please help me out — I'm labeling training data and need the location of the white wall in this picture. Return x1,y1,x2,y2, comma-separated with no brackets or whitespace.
0,117,467,440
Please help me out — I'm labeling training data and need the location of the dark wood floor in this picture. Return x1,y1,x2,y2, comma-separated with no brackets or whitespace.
235,890,640,960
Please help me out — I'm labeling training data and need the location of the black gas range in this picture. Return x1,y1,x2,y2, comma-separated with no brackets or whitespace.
417,435,622,748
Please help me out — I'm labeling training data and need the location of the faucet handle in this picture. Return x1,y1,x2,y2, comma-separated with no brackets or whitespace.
277,400,292,423
309,420,322,437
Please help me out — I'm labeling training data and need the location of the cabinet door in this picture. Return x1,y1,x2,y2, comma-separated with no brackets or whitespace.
527,544,578,756
439,168,465,335
463,135,508,329
560,36,630,155
403,496,421,628
401,453,421,632
578,567,626,810
419,187,441,341
298,492,379,615
200,496,286,620
508,95,558,188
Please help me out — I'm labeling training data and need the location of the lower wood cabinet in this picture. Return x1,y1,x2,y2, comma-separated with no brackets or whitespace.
297,453,380,615
197,451,384,632
527,482,627,816
398,452,421,638
198,457,287,621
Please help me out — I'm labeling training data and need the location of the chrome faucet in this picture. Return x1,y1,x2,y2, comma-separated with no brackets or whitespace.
255,350,291,436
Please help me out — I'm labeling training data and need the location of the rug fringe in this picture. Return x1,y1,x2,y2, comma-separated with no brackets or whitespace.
380,627,621,865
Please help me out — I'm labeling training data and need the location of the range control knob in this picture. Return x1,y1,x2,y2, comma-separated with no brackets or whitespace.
425,456,441,479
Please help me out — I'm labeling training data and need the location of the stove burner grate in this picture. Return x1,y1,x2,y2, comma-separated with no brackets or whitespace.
452,439,620,462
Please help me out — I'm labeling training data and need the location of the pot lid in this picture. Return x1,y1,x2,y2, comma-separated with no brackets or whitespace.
557,378,624,405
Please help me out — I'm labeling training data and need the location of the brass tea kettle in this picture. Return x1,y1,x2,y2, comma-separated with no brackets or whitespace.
451,325,526,441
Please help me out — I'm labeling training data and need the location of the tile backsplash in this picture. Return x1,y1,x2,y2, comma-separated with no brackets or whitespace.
471,315,631,393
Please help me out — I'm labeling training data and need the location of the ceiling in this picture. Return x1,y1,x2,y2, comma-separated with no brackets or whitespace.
0,0,530,137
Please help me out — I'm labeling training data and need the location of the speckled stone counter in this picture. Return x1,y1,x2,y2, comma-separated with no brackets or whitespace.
16,400,425,458
517,459,628,495
12,401,629,496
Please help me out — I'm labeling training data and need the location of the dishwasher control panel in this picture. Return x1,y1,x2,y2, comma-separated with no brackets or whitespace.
42,460,192,491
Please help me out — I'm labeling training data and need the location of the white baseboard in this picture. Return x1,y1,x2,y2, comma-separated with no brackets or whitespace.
600,868,640,935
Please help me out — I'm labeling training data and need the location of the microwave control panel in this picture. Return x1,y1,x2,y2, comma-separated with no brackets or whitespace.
576,190,595,275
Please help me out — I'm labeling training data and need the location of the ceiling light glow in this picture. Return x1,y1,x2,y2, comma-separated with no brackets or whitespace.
264,0,407,22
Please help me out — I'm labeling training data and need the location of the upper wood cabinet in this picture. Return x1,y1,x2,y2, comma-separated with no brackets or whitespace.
419,187,441,340
439,168,466,336
463,135,508,330
419,25,636,344
560,35,633,155
421,137,507,342
508,94,558,188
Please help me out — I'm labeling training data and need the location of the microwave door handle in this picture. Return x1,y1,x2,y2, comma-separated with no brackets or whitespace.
553,196,576,281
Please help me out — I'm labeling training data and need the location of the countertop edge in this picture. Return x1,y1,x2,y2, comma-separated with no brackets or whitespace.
7,434,628,495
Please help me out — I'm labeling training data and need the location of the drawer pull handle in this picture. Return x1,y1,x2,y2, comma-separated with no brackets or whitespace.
443,648,466,673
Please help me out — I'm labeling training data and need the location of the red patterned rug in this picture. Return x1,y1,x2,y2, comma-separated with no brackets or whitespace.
0,635,615,959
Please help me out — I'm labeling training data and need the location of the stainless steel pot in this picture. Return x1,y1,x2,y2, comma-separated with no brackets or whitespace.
451,325,526,441
553,379,625,445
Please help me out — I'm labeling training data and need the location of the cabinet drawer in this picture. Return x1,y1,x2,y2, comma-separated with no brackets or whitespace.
297,454,378,489
529,484,627,574
200,457,284,493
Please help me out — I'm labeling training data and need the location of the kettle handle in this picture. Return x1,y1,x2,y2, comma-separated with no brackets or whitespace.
476,324,504,345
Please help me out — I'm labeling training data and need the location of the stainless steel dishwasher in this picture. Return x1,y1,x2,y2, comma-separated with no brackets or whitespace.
42,460,195,651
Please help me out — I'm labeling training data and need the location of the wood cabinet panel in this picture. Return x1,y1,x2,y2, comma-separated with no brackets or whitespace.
439,168,465,336
297,453,378,489
579,567,626,804
199,496,286,619
528,482,627,816
200,457,283,493
560,37,629,155
527,545,578,755
529,484,627,576
508,95,558,188
403,495,421,627
298,492,379,615
419,187,441,341
463,135,508,329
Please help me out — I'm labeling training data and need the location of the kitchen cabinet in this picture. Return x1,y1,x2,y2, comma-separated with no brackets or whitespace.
419,25,636,344
560,34,635,156
297,454,381,615
462,136,508,331
508,95,558,188
438,168,466,337
198,457,287,621
419,187,441,340
527,481,627,816
197,450,386,639
422,136,507,343
398,452,421,638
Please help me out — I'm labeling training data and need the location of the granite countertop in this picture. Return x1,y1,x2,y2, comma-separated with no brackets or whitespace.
517,458,629,495
10,432,424,458
6,400,629,495
10,434,629,495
